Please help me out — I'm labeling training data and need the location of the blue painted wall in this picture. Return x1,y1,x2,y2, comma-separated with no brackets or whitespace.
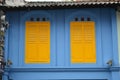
3,8,120,80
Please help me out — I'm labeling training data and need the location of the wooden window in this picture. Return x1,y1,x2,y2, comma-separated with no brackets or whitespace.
25,21,50,63
70,21,96,63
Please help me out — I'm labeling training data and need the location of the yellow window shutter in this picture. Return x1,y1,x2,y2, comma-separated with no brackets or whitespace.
25,22,50,63
71,21,96,63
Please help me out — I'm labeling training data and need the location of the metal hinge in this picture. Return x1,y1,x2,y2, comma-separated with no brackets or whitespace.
6,59,12,67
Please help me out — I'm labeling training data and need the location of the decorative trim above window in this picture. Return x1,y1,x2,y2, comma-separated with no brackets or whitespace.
74,17,91,21
29,17,49,21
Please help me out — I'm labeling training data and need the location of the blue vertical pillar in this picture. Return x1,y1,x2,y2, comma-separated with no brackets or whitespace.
111,8,120,80
56,10,65,67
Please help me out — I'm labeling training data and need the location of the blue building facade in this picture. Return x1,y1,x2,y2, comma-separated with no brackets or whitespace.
0,1,120,80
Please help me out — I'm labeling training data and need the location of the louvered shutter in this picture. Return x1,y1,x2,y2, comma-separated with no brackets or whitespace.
25,22,50,63
70,21,96,63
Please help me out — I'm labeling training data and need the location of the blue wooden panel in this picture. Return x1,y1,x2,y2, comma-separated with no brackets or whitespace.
8,72,110,80
55,10,65,67
3,8,120,80
111,9,119,66
5,12,20,67
5,8,119,68
101,8,113,67
19,11,56,68
65,9,102,67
